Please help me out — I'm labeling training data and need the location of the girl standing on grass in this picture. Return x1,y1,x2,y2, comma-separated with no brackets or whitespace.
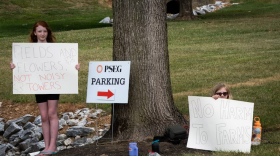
211,83,233,100
10,21,81,156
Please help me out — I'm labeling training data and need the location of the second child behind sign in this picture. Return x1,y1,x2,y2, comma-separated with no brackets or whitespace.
187,96,254,153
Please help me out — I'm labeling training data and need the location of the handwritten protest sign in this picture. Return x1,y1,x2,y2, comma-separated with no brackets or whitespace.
12,43,78,94
187,96,254,153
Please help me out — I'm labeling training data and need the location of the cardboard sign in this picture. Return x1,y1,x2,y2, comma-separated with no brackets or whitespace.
187,96,254,153
86,61,131,103
12,43,78,94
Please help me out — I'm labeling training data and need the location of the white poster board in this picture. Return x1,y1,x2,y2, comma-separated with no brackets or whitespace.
187,96,254,153
12,43,78,94
86,61,131,103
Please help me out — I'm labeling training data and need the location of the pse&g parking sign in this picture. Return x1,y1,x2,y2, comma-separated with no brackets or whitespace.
86,61,131,103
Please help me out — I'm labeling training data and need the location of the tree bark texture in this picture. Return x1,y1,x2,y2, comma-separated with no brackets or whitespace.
177,0,196,20
109,0,188,141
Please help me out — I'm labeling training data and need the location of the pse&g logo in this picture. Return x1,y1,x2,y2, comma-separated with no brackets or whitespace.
96,65,122,73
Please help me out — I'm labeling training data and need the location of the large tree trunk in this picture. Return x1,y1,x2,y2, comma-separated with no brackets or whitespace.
106,0,188,141
177,0,196,20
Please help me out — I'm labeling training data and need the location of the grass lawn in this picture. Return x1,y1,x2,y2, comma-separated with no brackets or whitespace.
0,0,279,155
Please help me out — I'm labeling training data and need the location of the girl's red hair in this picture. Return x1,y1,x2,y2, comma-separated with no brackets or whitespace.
29,21,56,43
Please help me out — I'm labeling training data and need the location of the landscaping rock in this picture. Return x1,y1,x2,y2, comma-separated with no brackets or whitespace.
9,129,23,140
215,1,223,5
6,151,17,156
98,129,104,135
3,122,22,138
103,129,109,135
78,112,84,117
82,108,90,115
66,126,95,137
10,137,21,146
34,127,43,135
5,115,35,129
18,138,38,151
6,151,12,156
63,115,69,121
67,119,78,126
57,146,67,151
68,112,74,119
36,141,45,150
96,109,103,114
99,17,111,24
75,109,81,114
0,108,109,155
86,138,93,144
33,115,41,125
56,140,64,147
92,136,102,141
201,5,212,13
23,122,36,130
63,138,73,146
102,111,107,116
196,10,206,15
0,144,7,156
71,137,87,147
9,129,23,146
18,139,30,151
82,108,89,112
19,129,34,140
0,122,4,135
89,113,97,119
75,136,81,140
32,132,42,141
23,144,40,154
57,134,67,141
59,125,63,130
86,121,94,125
77,119,87,127
59,119,67,126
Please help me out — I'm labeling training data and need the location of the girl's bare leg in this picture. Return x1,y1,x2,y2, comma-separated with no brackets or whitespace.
46,100,59,152
37,102,50,152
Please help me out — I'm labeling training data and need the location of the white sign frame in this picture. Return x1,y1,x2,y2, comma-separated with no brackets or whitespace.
187,96,254,153
12,43,78,94
86,61,131,103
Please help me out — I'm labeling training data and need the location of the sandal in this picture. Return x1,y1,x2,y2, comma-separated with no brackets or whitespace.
42,151,59,155
34,151,44,156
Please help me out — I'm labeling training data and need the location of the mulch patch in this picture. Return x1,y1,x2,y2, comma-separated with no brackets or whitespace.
56,138,212,156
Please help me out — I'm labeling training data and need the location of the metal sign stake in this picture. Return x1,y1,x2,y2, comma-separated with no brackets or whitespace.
95,103,114,145
112,103,114,144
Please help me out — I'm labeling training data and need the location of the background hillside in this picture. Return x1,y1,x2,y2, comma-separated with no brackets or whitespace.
0,0,112,38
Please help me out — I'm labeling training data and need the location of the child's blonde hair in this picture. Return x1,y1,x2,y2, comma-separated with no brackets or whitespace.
211,83,233,99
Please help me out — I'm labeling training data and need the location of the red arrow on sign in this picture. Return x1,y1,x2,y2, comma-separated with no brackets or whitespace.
97,89,114,99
